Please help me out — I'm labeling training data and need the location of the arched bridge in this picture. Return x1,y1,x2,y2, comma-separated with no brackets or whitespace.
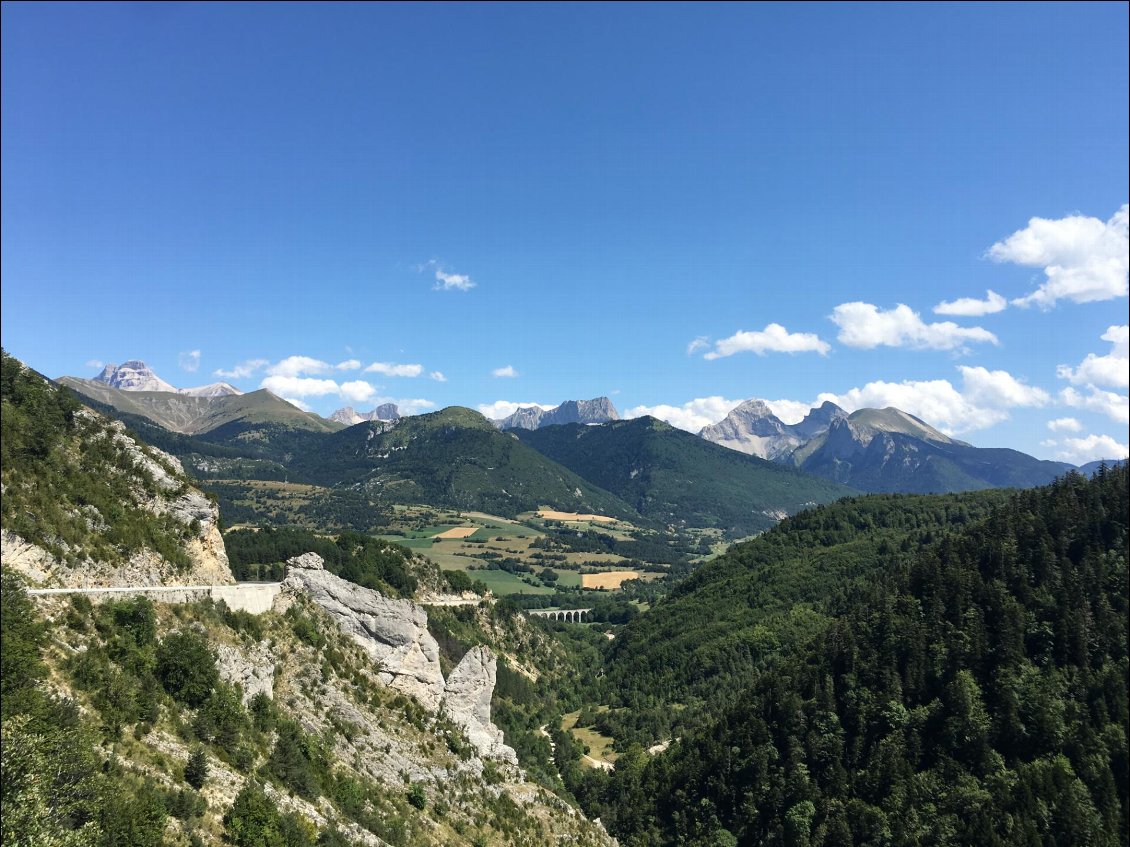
527,608,592,623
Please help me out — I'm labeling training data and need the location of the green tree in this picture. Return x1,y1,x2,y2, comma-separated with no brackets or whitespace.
156,630,218,707
184,747,209,790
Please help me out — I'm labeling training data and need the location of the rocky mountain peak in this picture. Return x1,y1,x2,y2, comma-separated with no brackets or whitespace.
94,360,177,393
793,400,848,439
328,403,402,426
497,397,620,430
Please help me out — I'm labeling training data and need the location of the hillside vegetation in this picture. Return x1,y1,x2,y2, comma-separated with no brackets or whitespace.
581,465,1129,846
517,417,854,536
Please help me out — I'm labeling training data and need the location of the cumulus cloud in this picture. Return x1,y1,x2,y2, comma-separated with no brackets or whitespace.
623,396,744,433
1060,386,1130,424
1057,325,1129,389
958,366,1051,409
819,365,1048,435
1047,417,1083,433
266,356,334,378
336,359,361,371
1048,434,1130,464
933,290,1008,317
260,375,340,398
429,371,448,382
339,380,378,404
364,361,424,378
686,336,710,355
391,398,438,415
988,204,1129,309
282,397,313,412
703,323,831,359
214,358,268,379
178,350,201,373
477,400,555,420
421,259,476,291
492,365,519,378
831,302,999,351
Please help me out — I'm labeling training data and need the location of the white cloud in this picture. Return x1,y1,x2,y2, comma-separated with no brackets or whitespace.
686,336,710,355
86,359,104,370
260,375,340,398
178,350,201,373
266,356,334,378
429,371,448,382
1047,417,1083,433
364,361,424,378
492,365,519,378
1060,386,1130,424
819,365,1048,435
933,290,1008,317
958,365,1050,409
831,302,999,351
703,323,831,359
339,380,378,404
214,358,268,379
624,396,744,433
1057,325,1129,389
336,359,361,371
392,398,438,415
422,260,476,291
989,204,1129,309
1050,434,1130,464
477,400,555,420
282,397,313,412
763,399,815,426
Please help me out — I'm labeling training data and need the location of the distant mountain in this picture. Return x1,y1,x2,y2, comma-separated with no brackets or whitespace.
495,397,619,430
283,407,636,518
1078,458,1127,476
328,403,401,426
92,359,242,397
700,399,847,460
94,360,177,393
516,416,854,536
58,378,342,435
794,408,1072,493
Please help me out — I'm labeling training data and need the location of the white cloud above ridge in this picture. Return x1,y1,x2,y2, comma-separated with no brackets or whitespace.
266,356,334,378
339,380,377,404
178,350,201,372
336,359,361,371
86,359,104,370
933,290,1008,317
1060,386,1130,424
703,323,831,359
1057,325,1129,390
214,358,268,380
430,371,448,382
831,302,999,351
624,396,744,432
492,365,519,378
261,375,340,398
1047,433,1130,464
1047,417,1083,433
364,361,424,378
989,204,1129,309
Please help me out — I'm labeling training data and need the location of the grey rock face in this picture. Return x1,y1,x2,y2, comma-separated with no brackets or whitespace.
283,556,446,710
497,397,620,430
95,360,178,393
701,399,848,461
442,646,517,763
328,403,401,426
216,642,275,704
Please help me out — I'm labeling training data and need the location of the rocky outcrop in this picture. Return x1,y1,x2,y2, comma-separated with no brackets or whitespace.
328,404,401,426
283,553,446,710
95,360,177,393
284,553,516,761
496,397,620,430
700,399,848,461
216,642,276,704
442,646,517,763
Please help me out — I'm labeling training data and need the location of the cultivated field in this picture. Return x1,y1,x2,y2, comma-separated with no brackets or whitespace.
581,570,641,589
536,510,616,523
432,526,479,539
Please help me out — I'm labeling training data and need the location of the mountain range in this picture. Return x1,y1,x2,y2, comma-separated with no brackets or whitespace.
94,360,242,397
328,403,401,426
494,396,620,430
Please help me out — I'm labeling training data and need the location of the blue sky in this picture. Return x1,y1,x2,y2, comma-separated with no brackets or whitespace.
3,3,1127,462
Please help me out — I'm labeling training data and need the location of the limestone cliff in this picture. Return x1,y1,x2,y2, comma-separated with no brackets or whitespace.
283,552,517,761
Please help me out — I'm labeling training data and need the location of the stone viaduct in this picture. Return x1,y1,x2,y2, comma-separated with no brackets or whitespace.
527,608,592,623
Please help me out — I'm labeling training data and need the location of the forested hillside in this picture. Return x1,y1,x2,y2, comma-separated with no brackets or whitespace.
582,466,1129,846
